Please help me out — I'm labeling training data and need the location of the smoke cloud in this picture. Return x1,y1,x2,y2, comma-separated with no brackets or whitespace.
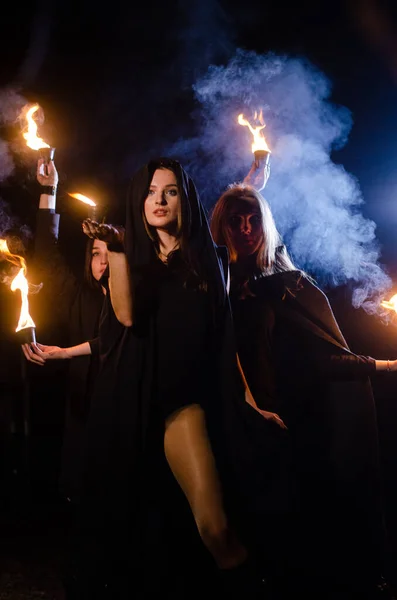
165,49,392,313
0,87,28,127
0,88,27,182
0,87,32,281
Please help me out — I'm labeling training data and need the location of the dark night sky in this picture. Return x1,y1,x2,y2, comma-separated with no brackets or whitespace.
1,0,397,352
0,2,396,202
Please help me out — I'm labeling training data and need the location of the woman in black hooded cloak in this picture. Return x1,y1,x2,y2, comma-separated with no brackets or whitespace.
74,158,277,599
210,182,397,597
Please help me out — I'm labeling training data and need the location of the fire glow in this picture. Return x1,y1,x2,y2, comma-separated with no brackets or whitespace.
381,294,397,313
238,110,271,155
20,103,55,171
69,192,98,220
21,104,50,151
68,192,96,208
0,239,36,341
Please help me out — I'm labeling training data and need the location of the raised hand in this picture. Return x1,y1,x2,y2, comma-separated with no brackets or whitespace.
243,159,270,192
22,342,71,366
37,158,58,187
82,219,125,251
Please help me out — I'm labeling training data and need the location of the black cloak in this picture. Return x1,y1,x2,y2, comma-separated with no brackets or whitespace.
28,209,104,502
231,269,387,590
76,158,282,597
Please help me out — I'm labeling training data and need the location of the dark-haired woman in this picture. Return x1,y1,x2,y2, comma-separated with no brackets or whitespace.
73,158,279,599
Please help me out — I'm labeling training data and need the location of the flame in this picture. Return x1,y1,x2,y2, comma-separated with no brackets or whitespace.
381,293,397,313
0,239,35,331
0,239,21,268
68,192,96,207
21,104,50,150
10,269,36,331
238,110,271,153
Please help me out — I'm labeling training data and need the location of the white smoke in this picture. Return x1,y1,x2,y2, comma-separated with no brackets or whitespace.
0,87,32,265
0,87,29,183
0,87,27,126
165,49,392,313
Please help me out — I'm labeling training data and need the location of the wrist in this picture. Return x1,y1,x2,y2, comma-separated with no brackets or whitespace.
40,185,57,196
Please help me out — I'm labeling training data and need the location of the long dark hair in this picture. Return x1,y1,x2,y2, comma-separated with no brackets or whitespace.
83,237,104,290
125,157,226,313
141,160,206,288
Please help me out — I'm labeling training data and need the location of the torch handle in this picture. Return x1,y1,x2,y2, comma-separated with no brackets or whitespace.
90,206,98,222
253,150,270,168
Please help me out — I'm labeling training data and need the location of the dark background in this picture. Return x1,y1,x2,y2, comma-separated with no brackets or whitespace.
1,0,397,594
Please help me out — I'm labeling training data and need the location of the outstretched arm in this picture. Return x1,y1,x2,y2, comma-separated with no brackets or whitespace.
311,349,397,377
22,340,93,366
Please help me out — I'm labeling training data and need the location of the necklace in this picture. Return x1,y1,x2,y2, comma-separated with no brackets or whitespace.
158,243,179,263
158,250,169,263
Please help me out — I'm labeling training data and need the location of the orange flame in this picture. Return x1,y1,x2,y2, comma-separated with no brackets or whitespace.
0,239,35,331
21,104,50,151
68,192,96,207
381,293,397,313
238,110,271,153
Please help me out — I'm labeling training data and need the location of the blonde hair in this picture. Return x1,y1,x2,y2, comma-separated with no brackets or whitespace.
210,183,296,274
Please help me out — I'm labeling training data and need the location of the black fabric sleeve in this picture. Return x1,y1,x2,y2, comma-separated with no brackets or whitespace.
316,352,376,377
35,209,60,244
282,277,377,379
29,209,80,341
300,331,377,378
88,337,100,356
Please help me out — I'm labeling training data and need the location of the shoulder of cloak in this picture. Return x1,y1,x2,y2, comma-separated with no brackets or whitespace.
286,274,350,350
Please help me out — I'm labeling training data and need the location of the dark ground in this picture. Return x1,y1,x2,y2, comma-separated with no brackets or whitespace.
0,474,68,600
1,459,397,600
1,370,397,599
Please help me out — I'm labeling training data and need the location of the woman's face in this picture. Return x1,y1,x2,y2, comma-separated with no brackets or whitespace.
91,239,108,281
144,168,180,233
226,197,263,259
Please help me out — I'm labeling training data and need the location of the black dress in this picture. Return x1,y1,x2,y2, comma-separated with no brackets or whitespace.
230,269,386,592
76,252,230,598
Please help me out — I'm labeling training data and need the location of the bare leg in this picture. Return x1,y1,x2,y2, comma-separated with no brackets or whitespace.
164,403,247,569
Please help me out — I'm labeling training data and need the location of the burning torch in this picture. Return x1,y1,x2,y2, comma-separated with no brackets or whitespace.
68,192,98,221
21,104,55,175
0,239,37,344
238,110,271,191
